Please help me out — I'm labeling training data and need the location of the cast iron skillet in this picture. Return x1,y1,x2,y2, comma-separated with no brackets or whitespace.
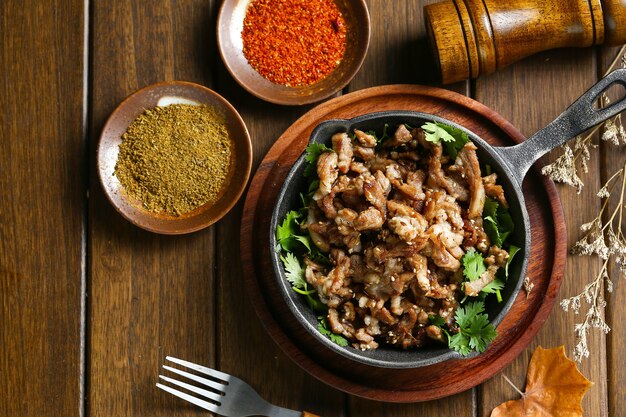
270,69,626,368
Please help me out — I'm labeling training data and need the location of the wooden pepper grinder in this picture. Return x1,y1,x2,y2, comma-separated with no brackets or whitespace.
424,0,626,84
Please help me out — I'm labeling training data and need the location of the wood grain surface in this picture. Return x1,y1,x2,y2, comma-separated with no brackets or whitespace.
0,1,86,416
0,0,624,416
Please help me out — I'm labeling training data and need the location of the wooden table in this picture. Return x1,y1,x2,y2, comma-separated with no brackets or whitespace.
1,1,623,416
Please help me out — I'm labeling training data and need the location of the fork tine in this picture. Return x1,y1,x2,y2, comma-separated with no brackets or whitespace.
158,375,223,403
156,383,219,413
166,356,231,382
163,365,226,393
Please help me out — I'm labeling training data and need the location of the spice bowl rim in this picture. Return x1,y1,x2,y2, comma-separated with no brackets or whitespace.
97,80,252,234
216,0,371,106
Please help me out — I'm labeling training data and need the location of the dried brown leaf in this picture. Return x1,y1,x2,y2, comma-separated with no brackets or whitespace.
491,346,593,417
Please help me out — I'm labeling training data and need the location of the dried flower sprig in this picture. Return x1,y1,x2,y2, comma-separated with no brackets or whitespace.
542,45,626,193
562,162,626,361
542,45,626,362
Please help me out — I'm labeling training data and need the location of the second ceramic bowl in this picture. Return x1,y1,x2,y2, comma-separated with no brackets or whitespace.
97,81,252,234
217,0,370,105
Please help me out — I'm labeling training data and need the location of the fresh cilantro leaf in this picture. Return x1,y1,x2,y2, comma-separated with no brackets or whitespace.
294,235,312,252
448,301,497,356
303,143,333,178
482,197,514,247
280,252,306,289
462,248,487,281
422,122,456,144
483,196,498,218
448,332,472,356
483,215,501,247
497,206,514,243
276,210,305,251
318,316,349,347
429,314,446,327
505,245,520,278
421,121,470,159
482,278,504,302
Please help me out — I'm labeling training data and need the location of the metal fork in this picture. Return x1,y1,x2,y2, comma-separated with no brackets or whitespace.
157,356,319,417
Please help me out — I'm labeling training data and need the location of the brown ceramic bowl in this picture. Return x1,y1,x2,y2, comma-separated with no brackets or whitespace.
97,81,252,234
217,0,370,105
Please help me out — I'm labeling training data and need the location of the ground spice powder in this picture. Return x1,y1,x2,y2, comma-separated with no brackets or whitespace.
242,0,347,86
114,104,232,216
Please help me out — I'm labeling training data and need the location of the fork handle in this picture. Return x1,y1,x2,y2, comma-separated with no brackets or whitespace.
302,413,321,417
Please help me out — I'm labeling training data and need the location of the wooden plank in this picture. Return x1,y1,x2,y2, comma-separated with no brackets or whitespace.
88,2,218,416
474,50,608,416
0,0,86,415
346,0,473,414
598,46,626,417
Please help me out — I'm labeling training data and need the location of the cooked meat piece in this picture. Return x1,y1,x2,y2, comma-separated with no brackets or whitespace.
353,145,375,161
391,307,420,349
368,155,394,173
428,144,470,201
354,129,377,147
407,170,426,190
464,264,499,296
426,325,446,343
406,253,456,299
429,222,464,257
355,328,379,350
385,163,403,182
364,315,381,336
314,152,338,200
428,234,461,271
483,173,509,208
328,307,355,338
375,170,392,197
389,216,426,242
354,207,385,231
318,191,338,219
305,207,331,252
488,245,509,267
372,304,397,325
463,217,490,252
385,124,412,147
335,208,358,236
350,161,369,174
332,132,353,174
304,257,327,287
363,174,387,212
457,142,486,218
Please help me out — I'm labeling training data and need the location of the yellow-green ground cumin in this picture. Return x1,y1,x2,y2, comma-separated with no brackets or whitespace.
114,104,232,216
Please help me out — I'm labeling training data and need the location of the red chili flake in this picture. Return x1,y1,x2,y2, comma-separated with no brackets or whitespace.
242,0,348,87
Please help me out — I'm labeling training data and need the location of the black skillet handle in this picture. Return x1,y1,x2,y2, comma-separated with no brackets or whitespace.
494,68,626,185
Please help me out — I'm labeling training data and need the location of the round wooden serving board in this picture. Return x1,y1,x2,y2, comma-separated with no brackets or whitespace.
240,85,566,402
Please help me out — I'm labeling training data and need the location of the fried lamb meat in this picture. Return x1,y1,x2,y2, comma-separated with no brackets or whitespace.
301,124,510,350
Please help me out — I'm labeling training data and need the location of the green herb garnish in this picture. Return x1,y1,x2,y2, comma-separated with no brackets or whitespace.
483,197,514,247
447,301,497,356
280,252,306,288
505,245,520,278
421,121,470,159
318,316,349,347
462,248,487,281
481,279,505,303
